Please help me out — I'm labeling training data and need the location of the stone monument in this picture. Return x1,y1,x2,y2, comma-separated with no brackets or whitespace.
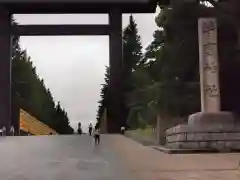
199,18,220,113
165,18,240,151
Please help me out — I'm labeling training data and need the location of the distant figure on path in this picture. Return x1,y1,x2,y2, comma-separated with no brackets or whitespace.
78,122,82,135
121,126,125,134
93,128,100,145
2,126,6,136
10,126,14,136
88,123,93,136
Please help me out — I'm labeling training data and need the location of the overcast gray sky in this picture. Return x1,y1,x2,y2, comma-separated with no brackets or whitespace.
14,9,159,132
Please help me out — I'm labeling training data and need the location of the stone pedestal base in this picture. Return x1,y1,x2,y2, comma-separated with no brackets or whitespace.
166,112,240,151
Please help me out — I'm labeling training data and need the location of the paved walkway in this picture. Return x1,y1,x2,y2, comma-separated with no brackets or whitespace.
109,135,240,180
1,135,240,180
0,135,132,180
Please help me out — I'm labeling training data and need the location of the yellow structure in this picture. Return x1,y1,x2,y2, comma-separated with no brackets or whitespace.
20,109,58,135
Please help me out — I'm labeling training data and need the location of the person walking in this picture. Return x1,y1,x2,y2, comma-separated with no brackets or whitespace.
120,126,126,135
88,123,93,136
77,122,82,135
93,128,100,145
10,125,15,136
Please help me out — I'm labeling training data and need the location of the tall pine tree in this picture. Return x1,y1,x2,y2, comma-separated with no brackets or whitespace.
12,19,73,134
122,15,143,128
123,15,143,72
96,66,109,127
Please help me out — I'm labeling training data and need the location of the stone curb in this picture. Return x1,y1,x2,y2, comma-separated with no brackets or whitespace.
124,131,240,154
124,131,158,146
153,146,221,154
153,145,240,154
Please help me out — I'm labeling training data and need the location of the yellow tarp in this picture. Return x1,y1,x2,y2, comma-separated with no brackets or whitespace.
19,109,58,135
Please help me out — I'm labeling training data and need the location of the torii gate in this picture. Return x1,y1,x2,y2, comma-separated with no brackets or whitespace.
0,0,157,134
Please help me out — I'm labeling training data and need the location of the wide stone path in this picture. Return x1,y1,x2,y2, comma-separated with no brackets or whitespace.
110,135,240,180
1,135,240,180
0,135,132,180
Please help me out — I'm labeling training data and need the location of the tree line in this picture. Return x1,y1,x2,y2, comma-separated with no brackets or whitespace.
12,20,74,134
96,0,240,130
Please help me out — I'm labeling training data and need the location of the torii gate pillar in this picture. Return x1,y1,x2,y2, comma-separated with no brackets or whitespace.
108,9,124,133
0,7,11,134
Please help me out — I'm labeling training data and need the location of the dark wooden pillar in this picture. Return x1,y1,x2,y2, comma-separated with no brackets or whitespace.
11,97,19,136
0,7,12,134
108,9,124,133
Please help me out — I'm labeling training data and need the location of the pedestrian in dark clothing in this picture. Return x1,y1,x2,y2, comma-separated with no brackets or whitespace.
89,123,93,136
93,128,100,145
78,122,82,135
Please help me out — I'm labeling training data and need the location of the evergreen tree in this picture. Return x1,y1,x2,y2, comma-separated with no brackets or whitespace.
154,2,202,116
12,19,73,134
127,0,239,129
123,15,143,67
154,0,240,116
96,66,109,125
126,2,204,128
122,15,143,128
123,15,143,91
52,102,73,134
